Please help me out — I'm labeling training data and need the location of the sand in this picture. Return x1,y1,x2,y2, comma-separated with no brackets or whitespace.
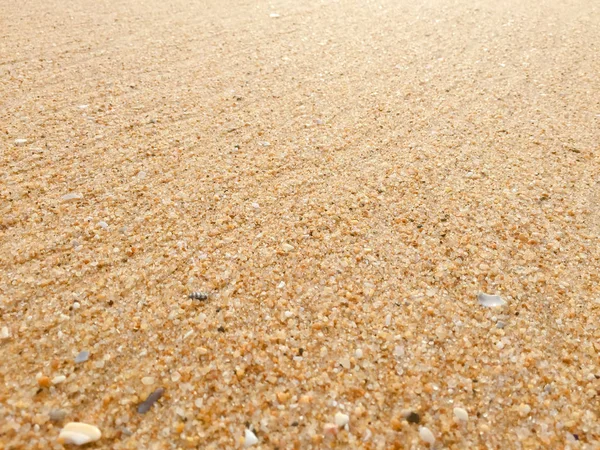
1,0,599,448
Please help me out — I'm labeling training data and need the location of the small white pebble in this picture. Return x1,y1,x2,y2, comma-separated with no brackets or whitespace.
419,426,435,445
14,138,28,146
58,422,101,446
334,412,349,427
269,13,280,18
284,311,293,318
355,348,363,358
72,302,81,310
141,377,155,386
393,345,404,357
277,281,286,289
171,371,181,382
281,243,294,252
339,357,351,369
97,221,109,230
52,375,67,385
453,407,469,421
77,104,89,109
384,313,392,327
244,429,258,447
251,202,260,209
0,326,10,340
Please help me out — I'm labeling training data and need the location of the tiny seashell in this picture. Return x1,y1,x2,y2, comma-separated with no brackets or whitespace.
188,292,209,301
477,293,507,307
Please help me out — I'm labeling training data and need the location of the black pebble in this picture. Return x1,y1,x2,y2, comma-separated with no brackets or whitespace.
218,326,225,333
406,412,421,424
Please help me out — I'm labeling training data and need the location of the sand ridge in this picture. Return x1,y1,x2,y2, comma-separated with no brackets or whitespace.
1,0,599,448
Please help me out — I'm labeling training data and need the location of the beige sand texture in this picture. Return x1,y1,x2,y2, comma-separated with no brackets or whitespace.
1,0,599,448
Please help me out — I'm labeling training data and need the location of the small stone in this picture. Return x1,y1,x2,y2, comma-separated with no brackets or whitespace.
269,13,280,18
14,138,28,146
478,293,507,307
52,375,67,385
453,407,469,422
61,193,83,202
97,221,109,230
58,422,101,446
251,202,260,209
37,375,51,388
244,429,258,447
355,348,363,358
138,387,165,414
141,376,155,386
334,412,349,427
323,423,338,435
339,357,351,369
281,243,294,252
74,350,89,363
0,326,10,340
419,426,435,445
518,403,531,417
49,409,67,422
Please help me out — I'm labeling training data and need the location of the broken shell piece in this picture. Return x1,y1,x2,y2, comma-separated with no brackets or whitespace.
244,429,258,447
61,193,84,202
58,422,101,445
335,412,349,427
477,293,507,307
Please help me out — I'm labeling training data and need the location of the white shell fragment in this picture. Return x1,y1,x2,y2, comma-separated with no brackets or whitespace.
269,13,281,18
59,422,101,445
477,293,507,307
419,426,435,445
335,412,350,427
244,429,258,447
453,407,469,421
52,375,67,385
61,193,83,202
14,138,28,146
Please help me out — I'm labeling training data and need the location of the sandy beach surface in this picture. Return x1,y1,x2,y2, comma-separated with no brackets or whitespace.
1,0,599,448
